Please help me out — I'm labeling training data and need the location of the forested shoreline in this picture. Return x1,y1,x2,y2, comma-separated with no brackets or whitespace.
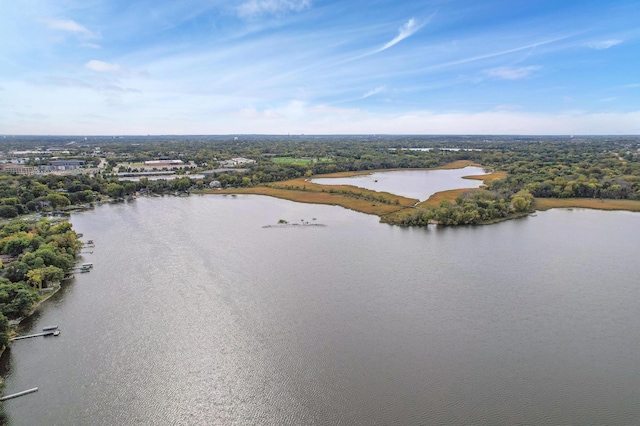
0,220,81,349
1,135,639,226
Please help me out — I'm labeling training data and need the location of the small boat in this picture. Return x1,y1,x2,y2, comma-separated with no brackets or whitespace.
43,325,58,331
80,269,90,273
53,330,61,336
82,263,93,268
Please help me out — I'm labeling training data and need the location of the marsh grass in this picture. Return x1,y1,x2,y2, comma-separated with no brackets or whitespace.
207,161,499,216
534,198,640,212
218,186,412,215
206,162,640,221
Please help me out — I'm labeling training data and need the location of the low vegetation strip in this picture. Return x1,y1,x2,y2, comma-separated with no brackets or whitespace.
433,160,482,169
218,187,411,216
311,160,483,179
534,198,640,212
415,188,488,209
464,171,507,182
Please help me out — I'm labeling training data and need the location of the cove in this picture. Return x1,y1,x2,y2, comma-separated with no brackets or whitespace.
310,166,488,200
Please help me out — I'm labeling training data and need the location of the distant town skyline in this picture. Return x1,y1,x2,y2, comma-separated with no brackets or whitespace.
1,0,639,135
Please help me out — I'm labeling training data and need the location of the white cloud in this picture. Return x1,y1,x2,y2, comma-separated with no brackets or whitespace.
42,18,100,39
362,86,386,99
416,34,575,73
487,66,541,80
238,0,311,19
587,39,622,50
376,18,422,53
81,43,102,50
85,60,122,74
234,107,285,120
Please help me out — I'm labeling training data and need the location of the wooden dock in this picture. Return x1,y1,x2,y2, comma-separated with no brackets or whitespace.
11,330,59,341
0,388,38,401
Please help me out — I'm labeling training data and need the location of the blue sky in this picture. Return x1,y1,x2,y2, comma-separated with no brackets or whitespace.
1,0,639,135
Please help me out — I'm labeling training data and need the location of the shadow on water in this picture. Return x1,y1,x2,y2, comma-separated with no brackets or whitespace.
0,348,12,426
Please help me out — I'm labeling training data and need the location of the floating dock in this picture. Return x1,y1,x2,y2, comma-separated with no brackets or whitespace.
11,330,59,341
0,387,38,401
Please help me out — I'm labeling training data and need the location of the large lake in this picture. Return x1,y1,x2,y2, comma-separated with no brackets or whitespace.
2,195,640,425
310,166,487,200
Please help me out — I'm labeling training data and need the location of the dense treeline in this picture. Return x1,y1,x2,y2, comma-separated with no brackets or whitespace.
0,219,81,348
2,136,639,223
383,190,534,226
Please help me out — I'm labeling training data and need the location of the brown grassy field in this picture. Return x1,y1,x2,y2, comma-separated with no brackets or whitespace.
203,161,505,217
534,198,640,212
313,160,483,179
215,186,413,216
464,171,507,182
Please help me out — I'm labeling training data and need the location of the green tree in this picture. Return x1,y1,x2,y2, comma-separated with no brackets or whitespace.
106,183,125,198
0,312,9,348
0,205,19,218
46,193,71,209
511,189,534,213
0,282,37,319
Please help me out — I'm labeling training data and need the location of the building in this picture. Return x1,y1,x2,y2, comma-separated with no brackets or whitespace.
46,160,86,170
0,164,37,175
219,157,256,167
143,160,185,170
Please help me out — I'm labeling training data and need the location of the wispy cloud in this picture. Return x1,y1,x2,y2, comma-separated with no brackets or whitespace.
81,43,102,50
85,60,123,74
375,18,422,53
488,66,541,80
237,0,311,19
14,112,48,120
346,17,424,62
34,76,140,95
42,18,100,39
362,86,386,99
234,107,285,120
416,34,576,73
587,39,622,50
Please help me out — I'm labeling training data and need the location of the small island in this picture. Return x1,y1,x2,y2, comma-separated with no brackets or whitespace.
262,218,327,228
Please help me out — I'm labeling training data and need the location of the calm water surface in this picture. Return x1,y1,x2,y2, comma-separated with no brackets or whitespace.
310,166,487,200
2,195,640,425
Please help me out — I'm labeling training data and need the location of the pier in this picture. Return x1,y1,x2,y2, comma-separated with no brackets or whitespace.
11,328,60,341
0,388,38,401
